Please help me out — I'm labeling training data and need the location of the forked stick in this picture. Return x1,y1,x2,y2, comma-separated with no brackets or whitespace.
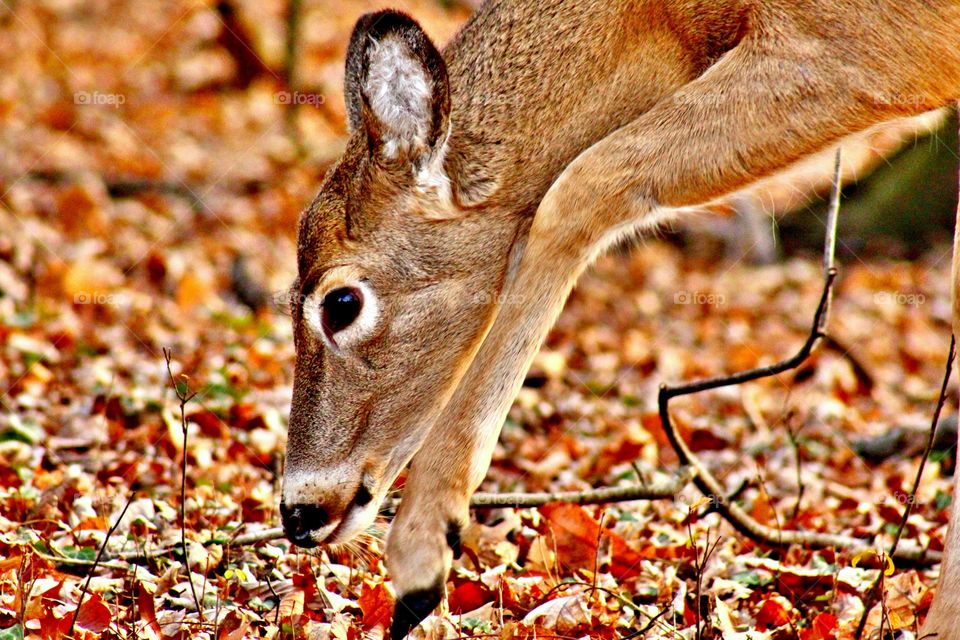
658,149,938,564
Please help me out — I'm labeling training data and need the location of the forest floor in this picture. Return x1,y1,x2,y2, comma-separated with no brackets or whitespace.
0,1,957,639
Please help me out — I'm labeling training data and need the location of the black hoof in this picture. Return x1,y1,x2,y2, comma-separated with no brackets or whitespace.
390,585,443,639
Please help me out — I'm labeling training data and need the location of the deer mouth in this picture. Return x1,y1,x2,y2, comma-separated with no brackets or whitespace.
280,478,379,547
322,494,379,545
323,480,382,545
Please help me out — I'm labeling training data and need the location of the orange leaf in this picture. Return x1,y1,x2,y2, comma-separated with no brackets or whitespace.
800,613,838,640
217,609,250,640
278,588,304,623
539,503,643,580
539,503,598,575
358,582,392,631
59,592,112,636
755,597,792,630
136,583,162,638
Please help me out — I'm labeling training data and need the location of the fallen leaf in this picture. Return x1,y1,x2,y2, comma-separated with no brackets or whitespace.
358,582,391,631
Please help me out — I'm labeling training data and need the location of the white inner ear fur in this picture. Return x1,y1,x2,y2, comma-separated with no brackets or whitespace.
363,35,433,159
304,278,380,353
413,136,457,218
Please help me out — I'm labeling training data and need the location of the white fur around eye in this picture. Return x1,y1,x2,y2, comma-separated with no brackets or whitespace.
304,281,379,353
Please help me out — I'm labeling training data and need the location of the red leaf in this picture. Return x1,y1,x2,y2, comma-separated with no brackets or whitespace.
136,583,162,638
540,503,598,575
800,613,838,640
59,592,112,636
590,437,644,478
187,409,229,439
358,582,392,631
756,598,792,630
539,503,643,580
448,581,493,614
217,609,250,640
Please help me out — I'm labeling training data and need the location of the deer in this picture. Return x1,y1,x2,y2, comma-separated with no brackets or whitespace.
279,1,960,637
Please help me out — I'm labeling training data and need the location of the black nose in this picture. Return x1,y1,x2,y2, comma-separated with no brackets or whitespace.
280,502,329,548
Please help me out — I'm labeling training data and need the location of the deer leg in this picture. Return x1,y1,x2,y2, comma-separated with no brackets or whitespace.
386,35,954,639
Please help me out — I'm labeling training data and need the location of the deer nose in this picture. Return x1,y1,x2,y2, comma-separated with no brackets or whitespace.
280,502,331,548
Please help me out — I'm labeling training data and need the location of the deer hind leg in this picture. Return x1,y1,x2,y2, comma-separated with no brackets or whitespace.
386,35,952,639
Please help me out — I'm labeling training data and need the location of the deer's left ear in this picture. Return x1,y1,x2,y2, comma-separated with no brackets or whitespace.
345,10,451,165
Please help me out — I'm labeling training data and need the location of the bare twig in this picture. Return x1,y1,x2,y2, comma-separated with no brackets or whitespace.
265,569,281,627
854,335,956,640
822,150,843,285
114,474,692,561
593,511,606,598
687,522,721,640
467,475,691,508
67,490,136,639
10,169,270,214
620,606,672,640
32,547,129,571
656,272,862,551
14,170,211,213
785,417,806,522
163,348,203,617
283,0,301,90
698,478,749,519
283,0,306,157
17,551,33,631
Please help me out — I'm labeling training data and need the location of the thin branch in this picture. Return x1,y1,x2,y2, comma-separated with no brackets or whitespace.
283,0,306,158
823,150,843,275
66,490,136,639
619,606,672,640
467,474,691,508
698,478,750,519
10,169,268,213
266,569,281,627
593,511,606,599
854,335,956,640
785,416,806,522
15,170,210,213
163,348,203,617
115,474,693,561
657,148,939,565
32,547,129,572
819,148,842,332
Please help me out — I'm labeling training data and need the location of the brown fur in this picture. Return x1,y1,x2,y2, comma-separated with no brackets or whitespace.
286,1,960,635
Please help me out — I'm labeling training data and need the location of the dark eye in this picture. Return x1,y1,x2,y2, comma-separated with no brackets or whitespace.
321,287,363,335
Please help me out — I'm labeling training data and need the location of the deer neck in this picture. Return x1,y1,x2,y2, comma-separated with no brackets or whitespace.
439,0,723,215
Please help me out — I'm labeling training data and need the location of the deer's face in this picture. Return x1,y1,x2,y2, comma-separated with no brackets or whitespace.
281,11,519,547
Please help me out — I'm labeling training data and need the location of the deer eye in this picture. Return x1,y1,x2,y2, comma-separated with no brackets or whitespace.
321,287,363,335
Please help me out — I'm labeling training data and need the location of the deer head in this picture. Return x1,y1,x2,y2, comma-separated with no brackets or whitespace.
280,11,523,549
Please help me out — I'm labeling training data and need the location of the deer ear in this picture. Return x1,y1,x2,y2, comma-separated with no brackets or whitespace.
345,11,451,165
